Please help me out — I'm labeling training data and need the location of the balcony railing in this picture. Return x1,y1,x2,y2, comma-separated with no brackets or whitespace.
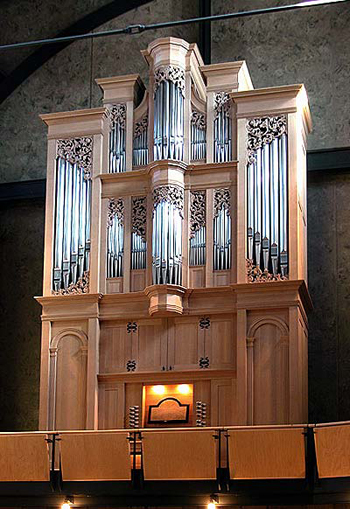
0,422,350,506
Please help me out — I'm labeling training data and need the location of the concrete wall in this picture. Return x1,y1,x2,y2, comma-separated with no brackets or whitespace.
308,170,350,423
211,0,350,151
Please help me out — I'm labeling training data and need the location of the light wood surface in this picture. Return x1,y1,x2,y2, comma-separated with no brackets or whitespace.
38,36,310,433
0,434,49,481
60,431,130,480
143,430,217,480
228,428,306,479
314,424,350,478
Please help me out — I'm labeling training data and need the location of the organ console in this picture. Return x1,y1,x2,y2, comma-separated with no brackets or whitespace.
37,36,312,432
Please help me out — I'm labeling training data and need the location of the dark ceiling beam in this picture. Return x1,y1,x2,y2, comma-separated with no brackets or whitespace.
0,0,152,105
198,0,211,65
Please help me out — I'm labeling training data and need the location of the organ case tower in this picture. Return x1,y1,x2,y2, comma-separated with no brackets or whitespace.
38,37,312,432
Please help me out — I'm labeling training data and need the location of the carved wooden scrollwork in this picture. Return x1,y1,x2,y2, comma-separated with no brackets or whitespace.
108,198,124,227
56,137,93,179
153,185,184,218
154,65,185,96
190,191,206,238
132,196,147,241
214,188,231,217
246,259,289,283
134,115,148,137
52,271,90,295
191,110,206,130
107,104,126,128
214,92,231,117
247,115,287,165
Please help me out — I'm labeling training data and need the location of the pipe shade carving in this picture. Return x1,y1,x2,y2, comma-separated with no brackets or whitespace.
246,116,288,280
52,140,92,293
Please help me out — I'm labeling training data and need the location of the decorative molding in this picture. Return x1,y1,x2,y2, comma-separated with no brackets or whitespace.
214,92,231,117
199,356,210,369
246,337,255,348
214,188,231,217
126,360,136,372
56,137,93,179
248,315,289,338
107,103,126,128
154,65,185,97
190,191,206,238
134,114,148,137
108,198,124,227
199,317,210,330
247,115,287,165
153,185,184,219
246,258,289,284
191,110,206,130
52,271,90,295
131,196,147,241
127,321,138,333
50,328,88,350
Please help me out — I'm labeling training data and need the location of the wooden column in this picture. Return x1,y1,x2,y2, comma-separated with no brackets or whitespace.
86,317,100,429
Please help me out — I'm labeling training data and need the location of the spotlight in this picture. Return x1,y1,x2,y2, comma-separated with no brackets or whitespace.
207,494,218,509
61,497,74,509
152,385,165,395
177,384,191,395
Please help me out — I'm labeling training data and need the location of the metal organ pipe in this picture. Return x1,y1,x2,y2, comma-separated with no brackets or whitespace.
131,196,147,270
108,104,126,173
191,111,206,161
107,199,124,278
214,92,232,163
53,157,91,292
153,66,185,161
133,116,149,167
152,186,183,285
246,116,288,278
213,189,231,271
190,190,206,266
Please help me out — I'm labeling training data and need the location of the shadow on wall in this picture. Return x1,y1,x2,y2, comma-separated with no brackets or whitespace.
0,199,44,431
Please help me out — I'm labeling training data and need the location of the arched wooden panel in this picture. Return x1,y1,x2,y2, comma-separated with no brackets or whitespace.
54,333,87,430
252,322,289,425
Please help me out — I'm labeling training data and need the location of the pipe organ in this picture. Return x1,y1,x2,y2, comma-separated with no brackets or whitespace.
38,37,312,433
108,104,127,173
153,66,185,161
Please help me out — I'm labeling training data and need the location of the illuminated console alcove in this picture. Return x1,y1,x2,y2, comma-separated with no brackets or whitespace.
144,384,193,427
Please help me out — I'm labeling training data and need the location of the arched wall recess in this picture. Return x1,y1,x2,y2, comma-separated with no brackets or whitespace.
247,317,289,426
49,328,88,430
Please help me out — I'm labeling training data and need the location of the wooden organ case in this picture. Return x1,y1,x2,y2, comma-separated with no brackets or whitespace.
38,37,312,432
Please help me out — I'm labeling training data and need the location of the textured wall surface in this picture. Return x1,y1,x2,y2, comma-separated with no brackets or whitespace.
308,170,350,423
0,199,44,430
211,0,350,151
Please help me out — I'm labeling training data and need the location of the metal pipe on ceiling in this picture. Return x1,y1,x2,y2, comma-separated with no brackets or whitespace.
0,0,348,51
